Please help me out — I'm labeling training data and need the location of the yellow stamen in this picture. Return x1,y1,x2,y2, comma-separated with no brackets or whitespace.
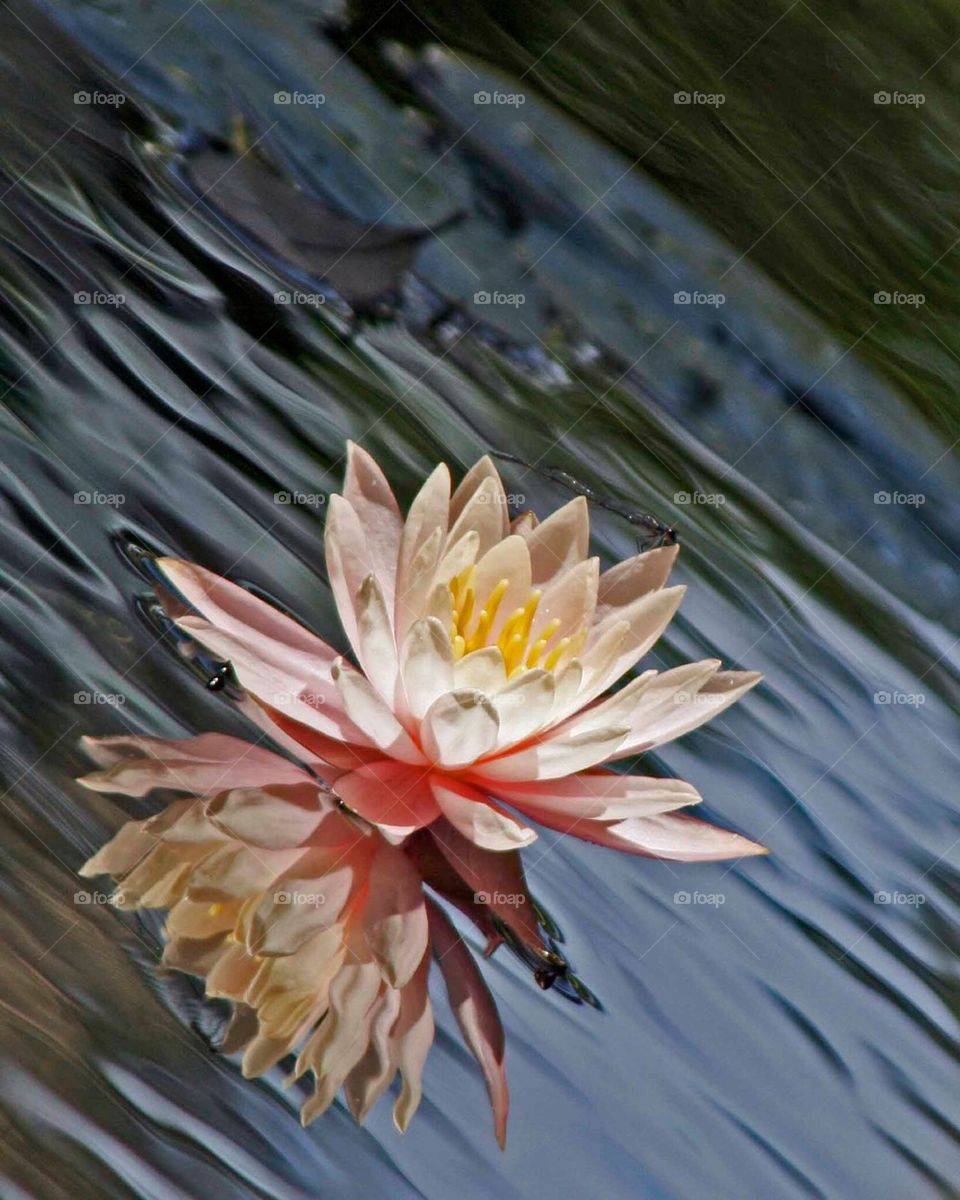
452,633,466,659
544,636,571,672
497,607,526,653
526,618,562,667
503,631,526,676
208,903,223,917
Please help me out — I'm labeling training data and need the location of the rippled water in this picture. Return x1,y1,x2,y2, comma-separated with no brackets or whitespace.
0,3,957,1198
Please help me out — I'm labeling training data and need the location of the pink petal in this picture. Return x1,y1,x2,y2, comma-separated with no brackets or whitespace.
531,556,599,644
577,585,686,706
593,544,679,625
397,464,450,628
474,724,629,782
520,496,589,586
345,986,403,1122
361,840,430,988
251,699,380,771
470,535,532,641
490,670,556,750
176,615,355,742
446,476,508,558
391,952,434,1132
77,733,312,797
613,669,764,759
449,456,507,530
157,555,338,685
431,776,537,850
492,770,701,820
323,494,373,656
343,441,403,607
426,817,545,953
518,806,768,862
247,846,372,957
427,899,509,1150
204,782,338,849
334,761,440,838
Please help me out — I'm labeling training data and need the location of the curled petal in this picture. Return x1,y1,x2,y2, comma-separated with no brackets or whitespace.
431,776,537,851
427,899,509,1150
421,690,499,770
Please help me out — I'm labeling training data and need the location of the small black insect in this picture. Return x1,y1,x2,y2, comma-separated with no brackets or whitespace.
491,451,677,550
205,662,232,691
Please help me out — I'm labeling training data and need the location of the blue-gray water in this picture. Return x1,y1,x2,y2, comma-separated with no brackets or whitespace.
0,2,957,1198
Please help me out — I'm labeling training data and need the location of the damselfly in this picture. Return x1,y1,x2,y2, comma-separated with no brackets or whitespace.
492,451,677,550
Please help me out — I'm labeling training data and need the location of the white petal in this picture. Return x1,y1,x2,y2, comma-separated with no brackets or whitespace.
400,617,454,719
333,660,424,764
473,724,628,781
421,690,499,769
446,476,507,559
453,647,507,693
355,574,400,703
578,585,686,705
491,669,556,749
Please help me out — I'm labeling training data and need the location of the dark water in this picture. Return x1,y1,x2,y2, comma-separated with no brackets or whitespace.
0,2,957,1198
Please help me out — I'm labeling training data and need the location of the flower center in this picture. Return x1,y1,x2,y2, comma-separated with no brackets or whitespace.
448,567,579,676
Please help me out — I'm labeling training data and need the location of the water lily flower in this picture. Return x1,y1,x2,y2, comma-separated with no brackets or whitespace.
78,732,513,1142
158,445,766,860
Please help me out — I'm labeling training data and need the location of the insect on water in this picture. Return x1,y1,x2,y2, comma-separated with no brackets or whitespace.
492,451,678,551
